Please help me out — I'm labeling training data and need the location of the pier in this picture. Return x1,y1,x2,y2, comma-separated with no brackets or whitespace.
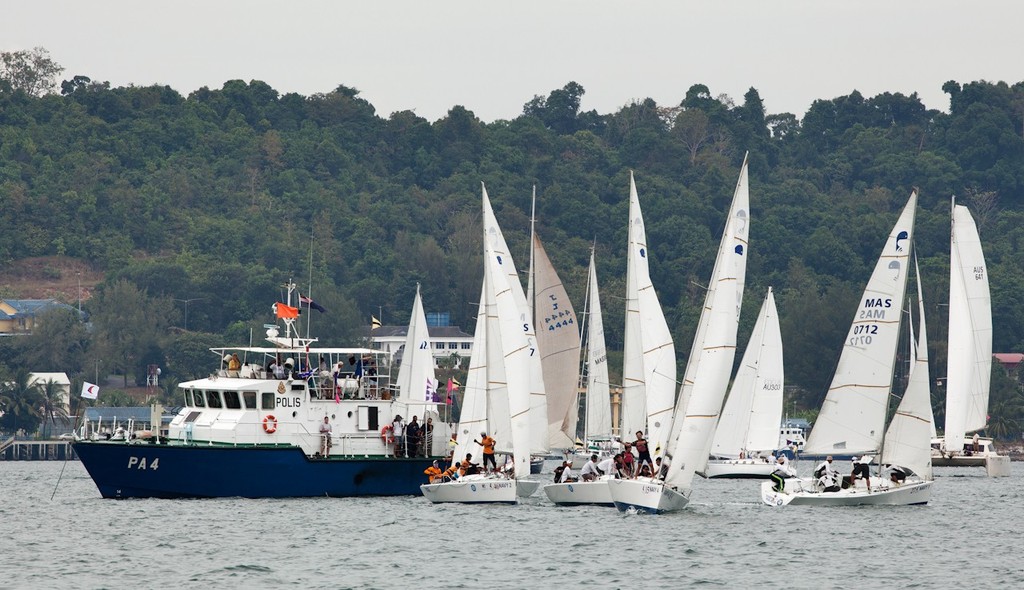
0,439,77,461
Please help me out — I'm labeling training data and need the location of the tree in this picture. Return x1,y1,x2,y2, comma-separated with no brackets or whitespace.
0,47,64,96
88,280,175,386
18,307,90,375
0,370,43,434
37,378,70,437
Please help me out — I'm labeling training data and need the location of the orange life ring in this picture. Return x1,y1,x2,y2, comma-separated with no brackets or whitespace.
263,415,278,434
381,424,394,444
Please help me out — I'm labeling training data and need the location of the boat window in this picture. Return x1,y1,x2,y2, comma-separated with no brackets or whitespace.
224,390,241,409
242,391,257,409
192,391,206,407
261,392,275,410
206,390,223,409
184,411,201,423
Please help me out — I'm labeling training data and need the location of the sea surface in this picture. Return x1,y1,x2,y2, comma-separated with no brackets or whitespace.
1,459,1020,590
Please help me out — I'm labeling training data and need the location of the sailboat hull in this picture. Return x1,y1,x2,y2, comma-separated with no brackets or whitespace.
420,475,518,504
517,479,541,497
608,478,689,514
543,479,614,507
699,458,777,479
760,478,932,507
930,436,1000,467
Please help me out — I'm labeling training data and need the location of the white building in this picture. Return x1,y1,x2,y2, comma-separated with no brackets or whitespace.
366,325,473,369
29,372,71,413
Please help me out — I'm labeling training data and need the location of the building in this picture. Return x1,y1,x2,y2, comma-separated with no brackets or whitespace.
367,325,473,368
0,299,84,335
28,372,71,414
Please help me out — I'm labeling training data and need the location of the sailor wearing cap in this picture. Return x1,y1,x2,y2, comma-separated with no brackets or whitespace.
474,431,497,472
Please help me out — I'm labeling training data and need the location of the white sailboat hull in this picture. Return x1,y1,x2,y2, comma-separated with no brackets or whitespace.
930,436,1002,467
543,479,614,507
760,478,932,507
699,458,777,479
608,478,689,514
420,475,518,504
517,479,541,497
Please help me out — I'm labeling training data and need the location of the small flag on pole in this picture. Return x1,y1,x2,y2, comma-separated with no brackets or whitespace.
371,315,382,330
299,293,327,313
81,382,99,400
426,377,438,401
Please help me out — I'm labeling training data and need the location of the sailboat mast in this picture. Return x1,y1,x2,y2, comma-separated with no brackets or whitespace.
527,186,537,322
576,245,595,443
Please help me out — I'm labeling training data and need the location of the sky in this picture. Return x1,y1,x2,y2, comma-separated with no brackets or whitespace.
3,1,1023,123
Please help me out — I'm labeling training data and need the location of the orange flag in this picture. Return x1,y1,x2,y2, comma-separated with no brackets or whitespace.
275,302,299,319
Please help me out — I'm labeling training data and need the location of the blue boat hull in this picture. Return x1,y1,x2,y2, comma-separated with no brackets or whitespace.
74,441,436,499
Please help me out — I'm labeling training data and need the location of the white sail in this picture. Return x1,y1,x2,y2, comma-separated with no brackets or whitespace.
621,172,677,454
454,282,489,465
805,191,917,456
482,184,549,455
533,233,581,450
486,239,533,477
665,155,750,489
584,251,613,440
710,286,783,458
395,284,438,407
882,259,934,481
944,201,992,452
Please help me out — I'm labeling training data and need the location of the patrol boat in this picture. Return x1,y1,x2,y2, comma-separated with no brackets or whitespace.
75,285,449,499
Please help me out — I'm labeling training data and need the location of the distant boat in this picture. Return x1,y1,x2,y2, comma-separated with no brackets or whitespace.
701,287,783,479
610,154,750,514
762,191,934,506
931,199,1006,472
544,249,615,507
74,282,448,499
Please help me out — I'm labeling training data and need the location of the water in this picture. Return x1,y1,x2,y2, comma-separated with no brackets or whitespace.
1,460,1020,589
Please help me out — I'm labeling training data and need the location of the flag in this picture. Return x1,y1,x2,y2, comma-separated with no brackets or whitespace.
81,382,99,400
371,315,382,330
275,302,299,319
299,293,326,313
446,377,460,404
426,377,438,401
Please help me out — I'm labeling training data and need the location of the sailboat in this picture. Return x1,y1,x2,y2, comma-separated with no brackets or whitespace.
483,186,549,473
420,186,538,504
931,199,1006,472
700,287,783,479
761,191,934,506
531,230,582,453
609,154,750,514
544,249,616,506
393,283,439,445
620,171,677,460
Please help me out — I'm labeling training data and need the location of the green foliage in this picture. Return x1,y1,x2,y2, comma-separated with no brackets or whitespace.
3,64,1024,431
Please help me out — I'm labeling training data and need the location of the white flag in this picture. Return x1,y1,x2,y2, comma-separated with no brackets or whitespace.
81,382,99,399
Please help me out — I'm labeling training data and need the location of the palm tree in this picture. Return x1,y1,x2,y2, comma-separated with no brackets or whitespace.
37,378,70,438
0,370,44,435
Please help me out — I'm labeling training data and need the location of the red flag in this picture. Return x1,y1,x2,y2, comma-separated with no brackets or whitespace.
275,302,299,319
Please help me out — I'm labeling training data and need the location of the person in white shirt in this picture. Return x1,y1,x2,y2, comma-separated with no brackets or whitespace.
770,454,796,492
318,416,332,456
815,455,839,491
581,455,602,481
392,415,406,457
596,456,618,479
553,460,575,483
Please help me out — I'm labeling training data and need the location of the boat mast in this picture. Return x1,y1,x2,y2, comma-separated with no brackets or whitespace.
527,186,537,322
576,242,595,445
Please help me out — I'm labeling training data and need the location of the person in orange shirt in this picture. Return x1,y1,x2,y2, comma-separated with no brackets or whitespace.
459,453,480,477
474,431,497,472
423,460,443,483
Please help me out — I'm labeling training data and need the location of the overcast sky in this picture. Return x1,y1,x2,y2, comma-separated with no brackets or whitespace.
4,1,1023,122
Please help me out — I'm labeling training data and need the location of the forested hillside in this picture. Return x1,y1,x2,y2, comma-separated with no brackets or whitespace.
2,48,1023,437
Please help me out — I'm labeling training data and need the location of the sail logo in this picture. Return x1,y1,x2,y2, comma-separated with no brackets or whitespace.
895,230,909,252
127,456,159,470
974,266,985,280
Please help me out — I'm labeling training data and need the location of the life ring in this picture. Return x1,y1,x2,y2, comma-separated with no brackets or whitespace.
381,424,394,444
263,415,278,434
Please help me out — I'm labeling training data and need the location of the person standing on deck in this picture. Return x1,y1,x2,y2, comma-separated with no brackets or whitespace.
631,431,653,472
769,454,795,492
475,431,497,472
318,416,332,456
392,415,406,457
